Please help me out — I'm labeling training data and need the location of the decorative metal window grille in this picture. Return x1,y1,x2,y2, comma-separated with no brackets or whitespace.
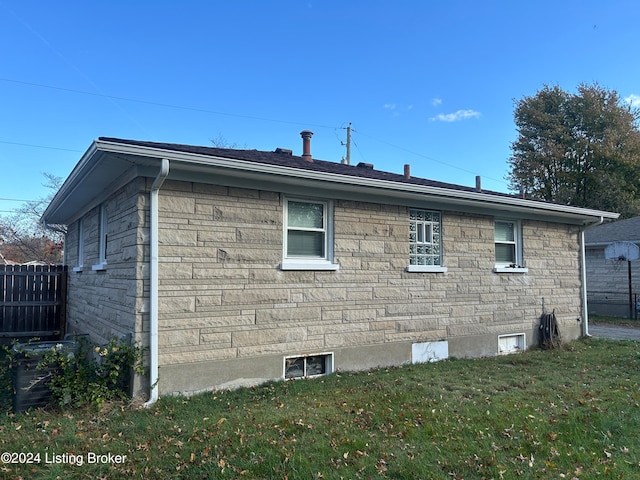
409,209,442,266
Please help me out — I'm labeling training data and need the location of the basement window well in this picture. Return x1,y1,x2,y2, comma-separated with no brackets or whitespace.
498,333,526,355
284,353,333,379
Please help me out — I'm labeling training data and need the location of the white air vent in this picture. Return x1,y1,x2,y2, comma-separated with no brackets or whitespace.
412,341,449,363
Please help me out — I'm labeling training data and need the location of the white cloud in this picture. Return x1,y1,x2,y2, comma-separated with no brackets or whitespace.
383,103,397,110
624,94,640,107
430,109,481,122
431,98,442,106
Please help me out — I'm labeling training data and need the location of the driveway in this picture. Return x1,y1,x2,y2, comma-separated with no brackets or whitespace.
588,324,640,340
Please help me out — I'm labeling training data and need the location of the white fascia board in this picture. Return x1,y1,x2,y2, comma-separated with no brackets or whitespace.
91,139,620,224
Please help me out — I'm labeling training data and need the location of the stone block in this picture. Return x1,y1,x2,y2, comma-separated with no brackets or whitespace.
160,347,238,366
232,327,307,346
159,328,199,347
325,330,385,347
237,339,325,358
159,296,196,313
386,303,433,316
160,196,195,214
373,287,408,300
159,228,198,246
222,288,290,305
256,306,322,324
200,332,232,346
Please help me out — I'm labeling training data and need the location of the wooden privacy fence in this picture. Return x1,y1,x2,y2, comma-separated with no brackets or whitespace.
0,265,67,343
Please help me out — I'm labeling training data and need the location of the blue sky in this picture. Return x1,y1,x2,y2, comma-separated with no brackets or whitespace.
1,1,639,215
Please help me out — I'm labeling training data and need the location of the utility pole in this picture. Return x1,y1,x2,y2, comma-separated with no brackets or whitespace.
341,123,352,165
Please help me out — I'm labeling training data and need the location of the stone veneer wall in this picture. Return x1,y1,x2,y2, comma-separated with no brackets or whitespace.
64,178,148,346
154,179,585,394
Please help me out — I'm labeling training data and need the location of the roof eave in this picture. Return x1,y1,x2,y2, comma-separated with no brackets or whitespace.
43,138,620,226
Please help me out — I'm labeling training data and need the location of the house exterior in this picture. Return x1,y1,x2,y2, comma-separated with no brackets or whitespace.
42,133,618,400
584,216,640,317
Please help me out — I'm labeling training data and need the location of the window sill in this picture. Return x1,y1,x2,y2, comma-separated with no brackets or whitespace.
493,266,528,274
72,266,83,273
406,265,448,273
280,261,339,271
92,262,108,271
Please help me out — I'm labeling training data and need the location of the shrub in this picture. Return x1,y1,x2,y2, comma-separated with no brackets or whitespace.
34,337,145,409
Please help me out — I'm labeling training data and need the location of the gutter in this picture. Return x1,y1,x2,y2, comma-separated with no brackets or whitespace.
144,159,169,407
581,216,604,337
92,139,618,224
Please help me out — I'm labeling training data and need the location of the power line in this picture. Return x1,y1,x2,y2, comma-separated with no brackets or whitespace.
0,78,336,131
0,140,82,153
356,130,509,187
1,77,509,188
0,197,31,202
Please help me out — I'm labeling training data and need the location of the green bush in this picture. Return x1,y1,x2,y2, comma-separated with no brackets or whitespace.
33,337,145,409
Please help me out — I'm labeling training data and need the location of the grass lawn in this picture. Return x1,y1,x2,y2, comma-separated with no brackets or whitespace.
590,314,640,328
1,337,639,479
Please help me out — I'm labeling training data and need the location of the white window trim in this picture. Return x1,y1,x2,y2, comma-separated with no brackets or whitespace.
281,197,339,271
92,204,108,271
493,219,527,273
73,218,84,273
498,333,526,355
406,265,448,273
408,209,445,272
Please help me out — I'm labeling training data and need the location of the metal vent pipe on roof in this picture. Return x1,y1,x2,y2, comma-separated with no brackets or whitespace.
300,130,313,162
404,164,410,179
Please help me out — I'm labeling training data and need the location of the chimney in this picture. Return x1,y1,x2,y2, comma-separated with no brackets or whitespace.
404,164,411,179
475,175,482,192
300,130,313,162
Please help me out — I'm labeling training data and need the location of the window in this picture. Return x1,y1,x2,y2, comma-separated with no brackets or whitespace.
407,209,447,272
498,333,526,355
494,220,527,273
284,353,333,379
281,198,338,270
92,204,108,270
73,218,84,272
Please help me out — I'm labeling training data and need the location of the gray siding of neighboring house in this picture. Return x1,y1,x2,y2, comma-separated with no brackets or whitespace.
586,246,640,317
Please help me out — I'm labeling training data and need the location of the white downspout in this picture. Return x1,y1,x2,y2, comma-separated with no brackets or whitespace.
144,159,169,407
581,216,604,337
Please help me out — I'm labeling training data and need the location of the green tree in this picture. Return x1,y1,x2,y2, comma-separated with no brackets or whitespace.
507,83,640,217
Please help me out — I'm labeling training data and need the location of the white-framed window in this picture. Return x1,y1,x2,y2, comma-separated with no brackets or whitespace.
284,353,333,379
281,197,338,271
494,219,527,273
407,209,447,272
498,333,526,355
73,218,84,272
92,204,108,271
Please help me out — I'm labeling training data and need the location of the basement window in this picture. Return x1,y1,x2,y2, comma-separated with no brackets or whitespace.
498,333,526,355
284,353,333,379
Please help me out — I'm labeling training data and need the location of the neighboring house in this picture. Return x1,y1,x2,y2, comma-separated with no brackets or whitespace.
0,252,17,265
584,216,640,317
42,133,618,401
